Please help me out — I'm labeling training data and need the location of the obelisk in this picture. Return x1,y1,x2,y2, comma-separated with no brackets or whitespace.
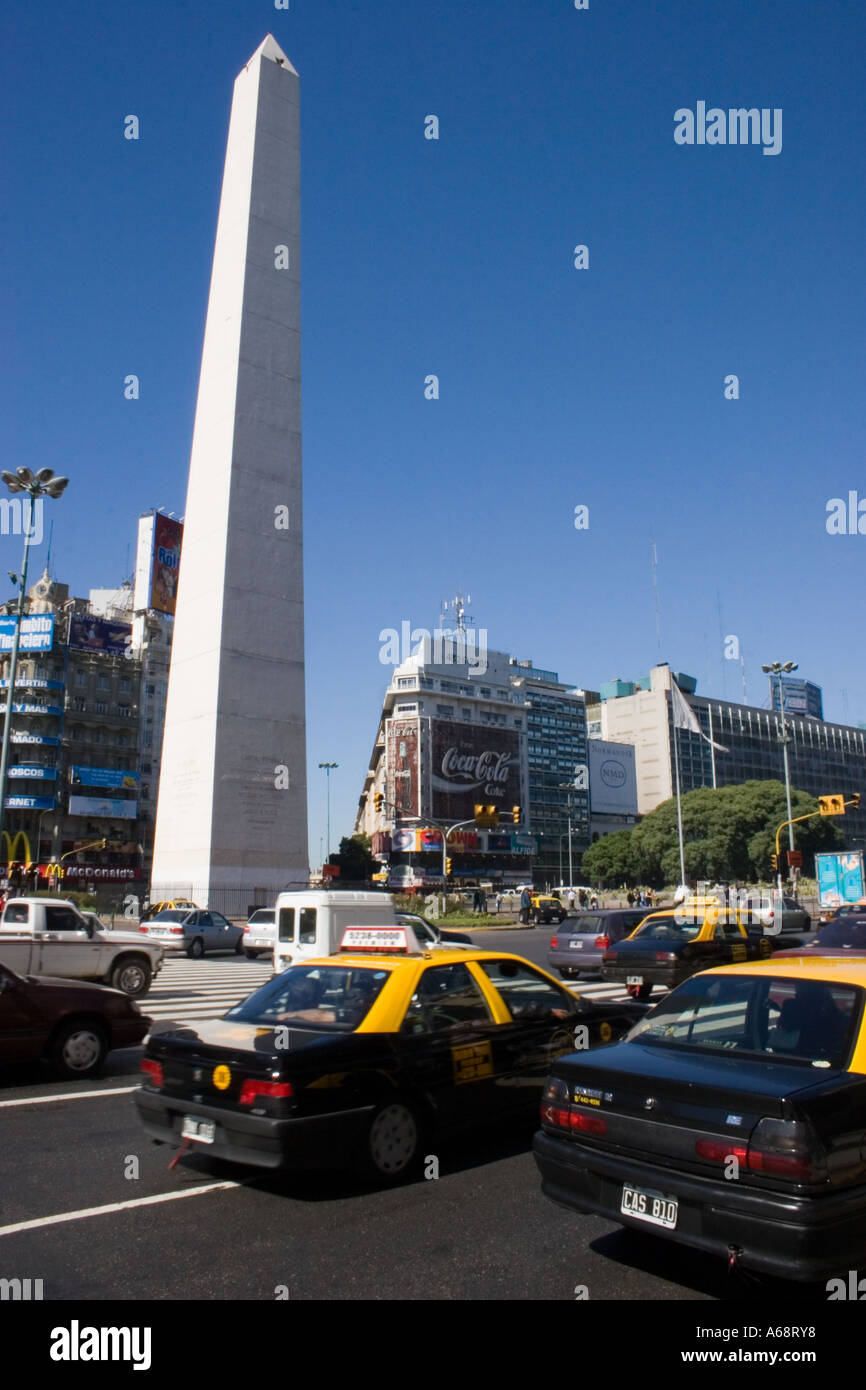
151,35,308,907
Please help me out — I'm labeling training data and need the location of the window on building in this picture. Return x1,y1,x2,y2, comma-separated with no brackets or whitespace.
97,675,110,690
94,701,108,714
75,671,86,687
119,678,132,692
395,704,417,714
118,706,131,718
462,708,472,721
436,705,454,718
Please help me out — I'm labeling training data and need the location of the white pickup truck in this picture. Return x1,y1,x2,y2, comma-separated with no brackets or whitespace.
0,898,164,997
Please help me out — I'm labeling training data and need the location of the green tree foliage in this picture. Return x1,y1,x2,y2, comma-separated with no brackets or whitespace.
328,833,376,882
584,781,844,886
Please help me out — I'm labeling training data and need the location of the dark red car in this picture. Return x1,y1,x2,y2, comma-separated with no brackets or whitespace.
0,961,150,1079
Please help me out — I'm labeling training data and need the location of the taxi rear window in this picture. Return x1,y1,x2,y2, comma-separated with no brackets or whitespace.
225,964,390,1031
629,974,861,1070
632,914,701,941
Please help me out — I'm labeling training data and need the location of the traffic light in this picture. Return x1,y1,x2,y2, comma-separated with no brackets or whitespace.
445,857,452,876
819,795,846,816
100,838,108,850
474,804,498,828
512,805,521,824
850,793,861,809
770,853,778,870
373,792,384,813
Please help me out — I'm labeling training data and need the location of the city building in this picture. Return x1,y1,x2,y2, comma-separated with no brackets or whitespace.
355,622,589,887
587,662,866,849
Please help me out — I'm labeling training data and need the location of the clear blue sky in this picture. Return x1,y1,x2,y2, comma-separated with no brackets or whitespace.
2,0,864,860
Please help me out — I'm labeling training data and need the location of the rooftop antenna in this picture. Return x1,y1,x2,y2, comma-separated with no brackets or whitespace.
650,538,661,653
440,590,473,634
740,650,748,705
716,590,728,701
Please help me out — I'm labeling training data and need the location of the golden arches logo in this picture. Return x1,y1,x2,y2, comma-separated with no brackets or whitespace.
1,831,31,865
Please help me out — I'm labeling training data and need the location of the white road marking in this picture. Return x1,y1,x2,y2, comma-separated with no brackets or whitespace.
0,1181,242,1238
0,1085,138,1108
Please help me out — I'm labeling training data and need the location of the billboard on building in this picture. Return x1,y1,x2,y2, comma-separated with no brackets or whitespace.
134,512,183,615
71,766,139,791
386,719,420,819
4,795,54,810
68,795,138,819
69,615,132,656
430,720,521,822
0,614,55,652
588,740,638,816
770,676,823,720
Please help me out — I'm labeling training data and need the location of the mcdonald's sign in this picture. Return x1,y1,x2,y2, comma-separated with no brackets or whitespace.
1,830,31,867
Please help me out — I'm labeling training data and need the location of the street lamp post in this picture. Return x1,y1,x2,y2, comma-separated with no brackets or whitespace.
558,784,575,888
318,762,338,861
762,660,798,894
0,468,69,862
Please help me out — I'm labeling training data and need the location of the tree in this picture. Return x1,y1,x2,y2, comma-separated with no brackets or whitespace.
329,833,376,882
585,781,845,887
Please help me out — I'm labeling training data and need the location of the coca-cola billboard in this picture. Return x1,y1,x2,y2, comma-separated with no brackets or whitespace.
385,719,420,819
431,720,521,822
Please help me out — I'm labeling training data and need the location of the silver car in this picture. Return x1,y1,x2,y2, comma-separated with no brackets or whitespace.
243,908,276,960
139,908,244,959
548,908,651,980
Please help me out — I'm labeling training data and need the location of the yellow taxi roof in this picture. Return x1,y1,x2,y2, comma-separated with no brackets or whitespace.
300,948,542,970
702,957,866,986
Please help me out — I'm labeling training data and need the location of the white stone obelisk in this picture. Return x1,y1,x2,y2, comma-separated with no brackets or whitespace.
151,36,307,906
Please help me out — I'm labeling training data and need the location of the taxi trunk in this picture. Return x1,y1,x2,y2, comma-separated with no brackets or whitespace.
533,1043,866,1279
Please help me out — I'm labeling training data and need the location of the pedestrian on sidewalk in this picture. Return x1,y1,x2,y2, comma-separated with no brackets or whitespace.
519,887,531,924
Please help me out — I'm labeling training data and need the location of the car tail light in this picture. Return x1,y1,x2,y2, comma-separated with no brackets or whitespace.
169,927,184,935
243,925,250,934
747,1117,826,1181
602,950,617,963
539,1077,607,1137
138,925,149,934
594,935,609,949
239,1079,293,1106
696,1139,748,1165
654,951,677,962
550,936,559,949
141,1058,163,1087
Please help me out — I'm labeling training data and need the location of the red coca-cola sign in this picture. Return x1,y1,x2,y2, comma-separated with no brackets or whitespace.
431,720,520,822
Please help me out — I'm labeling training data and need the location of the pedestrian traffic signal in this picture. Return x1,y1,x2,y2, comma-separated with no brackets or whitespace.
819,795,846,816
474,804,498,828
512,805,521,824
445,858,452,875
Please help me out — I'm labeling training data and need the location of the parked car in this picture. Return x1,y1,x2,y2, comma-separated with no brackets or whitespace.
534,957,866,1281
548,908,652,980
0,960,150,1079
242,908,276,960
138,908,244,958
818,900,866,926
767,894,812,936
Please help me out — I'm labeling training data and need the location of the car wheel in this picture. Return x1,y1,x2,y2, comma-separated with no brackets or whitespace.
627,983,653,1001
362,1098,424,1182
49,1020,108,1079
187,937,205,959
110,957,151,997
244,948,259,960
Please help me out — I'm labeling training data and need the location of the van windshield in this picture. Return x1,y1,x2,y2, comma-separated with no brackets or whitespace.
225,964,390,1031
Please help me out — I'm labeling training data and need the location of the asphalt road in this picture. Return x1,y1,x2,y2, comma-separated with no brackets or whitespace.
0,1042,831,1303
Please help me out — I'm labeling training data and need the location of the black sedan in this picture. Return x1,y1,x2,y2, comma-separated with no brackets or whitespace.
534,958,866,1281
0,961,150,1079
135,939,645,1180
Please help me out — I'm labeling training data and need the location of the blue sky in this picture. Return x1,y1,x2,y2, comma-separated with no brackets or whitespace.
2,0,864,859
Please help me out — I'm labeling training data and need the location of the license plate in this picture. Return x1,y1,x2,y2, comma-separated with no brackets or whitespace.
569,940,583,949
626,975,644,985
181,1116,216,1144
620,1183,678,1229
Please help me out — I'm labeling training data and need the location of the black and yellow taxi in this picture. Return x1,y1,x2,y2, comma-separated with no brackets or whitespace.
135,925,643,1180
534,957,866,1281
530,894,568,926
601,897,777,1000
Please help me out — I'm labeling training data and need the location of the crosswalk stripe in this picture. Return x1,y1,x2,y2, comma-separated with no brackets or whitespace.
142,958,273,1024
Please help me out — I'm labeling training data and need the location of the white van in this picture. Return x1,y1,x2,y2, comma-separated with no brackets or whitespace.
272,890,396,971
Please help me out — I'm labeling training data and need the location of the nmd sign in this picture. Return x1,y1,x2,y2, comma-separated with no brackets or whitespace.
340,927,410,953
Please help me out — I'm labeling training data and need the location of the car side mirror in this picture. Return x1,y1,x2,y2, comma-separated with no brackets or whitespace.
82,919,94,938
